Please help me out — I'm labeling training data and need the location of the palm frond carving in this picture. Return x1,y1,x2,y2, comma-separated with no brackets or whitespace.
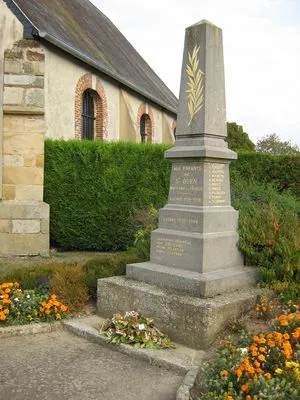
186,46,204,126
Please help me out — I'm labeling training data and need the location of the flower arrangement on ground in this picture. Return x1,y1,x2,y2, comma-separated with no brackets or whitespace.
0,282,68,325
199,304,300,400
100,310,174,349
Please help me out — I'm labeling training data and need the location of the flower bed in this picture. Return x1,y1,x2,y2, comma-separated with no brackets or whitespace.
198,304,300,400
0,282,69,325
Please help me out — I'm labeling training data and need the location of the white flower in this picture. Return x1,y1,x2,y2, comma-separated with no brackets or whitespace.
240,348,248,355
14,298,19,302
138,324,145,331
26,294,30,299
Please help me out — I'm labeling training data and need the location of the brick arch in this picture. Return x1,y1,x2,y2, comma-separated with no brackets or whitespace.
75,73,108,140
137,103,154,143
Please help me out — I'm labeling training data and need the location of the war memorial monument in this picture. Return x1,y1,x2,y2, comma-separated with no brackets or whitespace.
97,20,259,349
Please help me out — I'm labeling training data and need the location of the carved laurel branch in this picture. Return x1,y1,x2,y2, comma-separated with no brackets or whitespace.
186,45,204,126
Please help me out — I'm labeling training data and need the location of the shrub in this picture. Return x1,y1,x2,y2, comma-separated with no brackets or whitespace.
49,264,89,311
83,252,141,298
133,206,158,260
232,152,300,198
232,180,300,298
44,140,171,251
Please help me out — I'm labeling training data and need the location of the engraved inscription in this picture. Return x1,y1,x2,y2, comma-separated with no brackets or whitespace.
208,163,226,204
162,217,199,226
169,163,203,204
155,237,192,258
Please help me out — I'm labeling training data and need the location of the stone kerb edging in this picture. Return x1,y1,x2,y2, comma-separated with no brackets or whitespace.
0,321,62,338
0,318,202,400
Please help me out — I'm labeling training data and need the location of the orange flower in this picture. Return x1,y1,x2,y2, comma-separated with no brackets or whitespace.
246,395,252,400
241,384,249,392
264,372,272,380
258,354,265,362
222,370,229,377
55,313,61,320
234,368,243,378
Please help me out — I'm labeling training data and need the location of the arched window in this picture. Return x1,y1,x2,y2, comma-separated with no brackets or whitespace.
140,114,152,143
82,90,95,140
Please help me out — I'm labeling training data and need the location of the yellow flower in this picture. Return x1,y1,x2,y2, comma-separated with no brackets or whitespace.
275,368,283,375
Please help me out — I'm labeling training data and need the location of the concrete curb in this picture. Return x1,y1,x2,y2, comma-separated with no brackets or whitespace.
0,321,62,338
62,317,204,400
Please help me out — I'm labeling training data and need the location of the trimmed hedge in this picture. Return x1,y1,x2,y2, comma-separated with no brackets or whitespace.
44,140,171,250
44,141,299,251
232,151,300,198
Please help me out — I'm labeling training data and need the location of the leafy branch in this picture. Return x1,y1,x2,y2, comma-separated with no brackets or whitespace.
186,45,204,126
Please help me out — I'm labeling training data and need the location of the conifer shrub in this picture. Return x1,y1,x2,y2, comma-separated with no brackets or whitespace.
233,152,300,198
44,140,171,251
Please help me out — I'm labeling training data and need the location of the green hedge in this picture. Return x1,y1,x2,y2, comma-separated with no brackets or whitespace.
44,140,171,250
44,141,299,251
233,151,300,198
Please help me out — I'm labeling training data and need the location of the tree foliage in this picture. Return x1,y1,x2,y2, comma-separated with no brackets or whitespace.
227,122,255,151
256,133,300,155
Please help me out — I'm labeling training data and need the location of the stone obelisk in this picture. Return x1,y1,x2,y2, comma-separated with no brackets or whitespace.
127,20,257,297
97,20,258,349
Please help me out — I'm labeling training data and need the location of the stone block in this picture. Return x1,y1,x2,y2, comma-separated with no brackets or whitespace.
0,201,49,220
2,185,16,200
4,75,44,88
150,229,243,273
127,262,259,297
4,59,23,74
97,276,260,349
3,115,25,134
24,157,36,167
26,50,44,61
41,219,49,234
24,117,45,133
25,88,44,108
15,185,43,201
4,48,23,59
0,232,49,256
3,167,43,186
3,133,44,155
3,155,24,167
31,61,44,76
0,220,11,233
3,87,24,105
12,220,40,234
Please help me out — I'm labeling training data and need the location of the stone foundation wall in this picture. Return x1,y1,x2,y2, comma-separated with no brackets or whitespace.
0,40,49,256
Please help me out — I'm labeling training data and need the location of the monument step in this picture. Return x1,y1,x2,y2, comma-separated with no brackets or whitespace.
97,276,260,349
127,262,259,297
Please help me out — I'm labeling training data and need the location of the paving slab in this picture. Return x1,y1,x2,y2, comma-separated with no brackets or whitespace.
0,329,184,400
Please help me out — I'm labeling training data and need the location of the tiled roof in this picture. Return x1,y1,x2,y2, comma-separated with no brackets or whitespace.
9,0,178,114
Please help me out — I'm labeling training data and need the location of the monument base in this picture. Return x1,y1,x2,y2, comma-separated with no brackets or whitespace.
97,276,260,349
126,262,259,298
0,200,49,257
